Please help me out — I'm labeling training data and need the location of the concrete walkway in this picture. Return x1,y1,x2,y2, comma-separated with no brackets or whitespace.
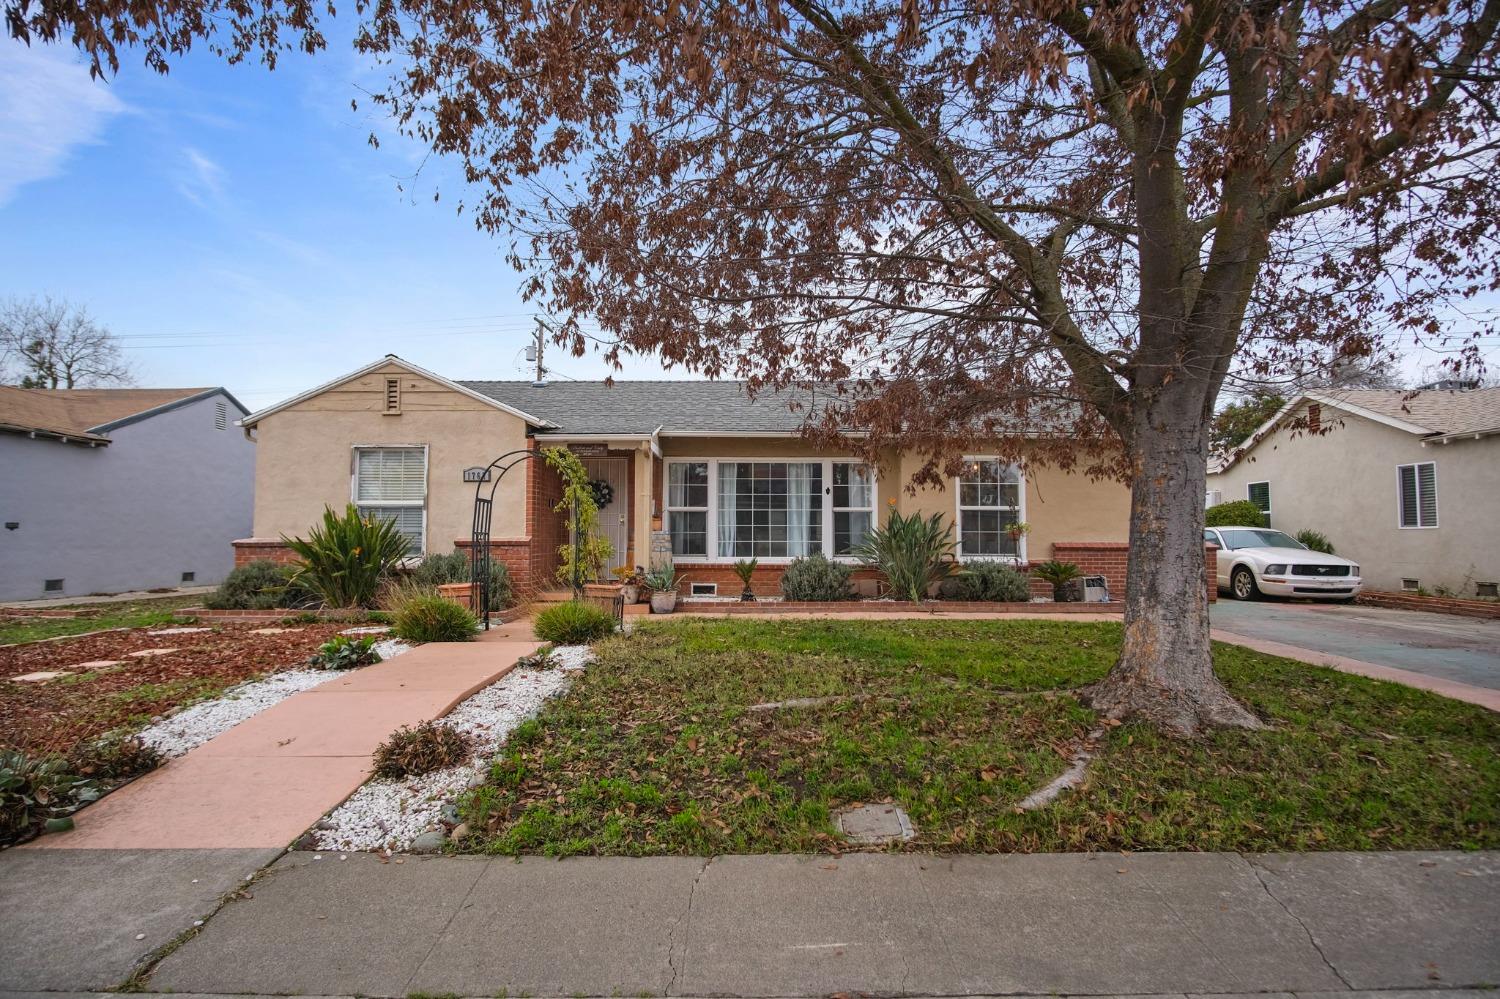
24,619,540,850
4,849,1488,997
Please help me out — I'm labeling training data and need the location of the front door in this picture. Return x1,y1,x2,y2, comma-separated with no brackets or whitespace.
581,457,631,571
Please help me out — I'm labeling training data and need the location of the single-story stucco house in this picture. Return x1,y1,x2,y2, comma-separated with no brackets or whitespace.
1207,386,1500,597
234,355,1199,600
0,385,254,601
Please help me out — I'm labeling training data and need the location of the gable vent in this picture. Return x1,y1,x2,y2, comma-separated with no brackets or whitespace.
384,377,402,414
214,401,228,431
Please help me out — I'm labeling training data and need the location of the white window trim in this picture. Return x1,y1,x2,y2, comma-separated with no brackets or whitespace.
954,456,1027,564
350,444,429,555
1396,461,1439,530
1247,480,1272,517
663,457,878,563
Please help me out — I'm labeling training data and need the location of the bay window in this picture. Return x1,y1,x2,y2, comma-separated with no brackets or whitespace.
665,459,875,560
353,446,427,554
957,458,1023,559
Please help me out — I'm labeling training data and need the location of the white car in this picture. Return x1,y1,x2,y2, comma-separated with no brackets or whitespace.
1204,526,1363,602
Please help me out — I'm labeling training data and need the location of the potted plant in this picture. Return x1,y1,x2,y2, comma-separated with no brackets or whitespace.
1003,521,1031,547
644,565,682,614
1032,560,1082,602
733,557,759,601
612,565,645,604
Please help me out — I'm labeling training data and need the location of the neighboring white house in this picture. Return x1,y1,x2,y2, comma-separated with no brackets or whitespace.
1207,387,1500,597
0,386,255,601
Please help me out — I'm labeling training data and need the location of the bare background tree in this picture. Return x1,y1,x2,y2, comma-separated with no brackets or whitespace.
7,0,1498,733
0,297,134,389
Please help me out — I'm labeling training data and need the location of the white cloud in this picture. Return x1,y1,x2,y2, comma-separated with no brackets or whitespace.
177,146,226,205
0,39,127,205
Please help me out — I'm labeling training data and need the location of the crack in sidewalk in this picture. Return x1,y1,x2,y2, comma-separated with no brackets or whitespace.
400,857,490,995
666,855,714,996
1246,855,1354,990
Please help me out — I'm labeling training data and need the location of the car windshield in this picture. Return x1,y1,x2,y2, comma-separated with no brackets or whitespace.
1217,529,1306,551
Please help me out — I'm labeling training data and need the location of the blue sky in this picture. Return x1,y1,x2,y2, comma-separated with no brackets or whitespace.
0,34,671,411
1,34,1492,413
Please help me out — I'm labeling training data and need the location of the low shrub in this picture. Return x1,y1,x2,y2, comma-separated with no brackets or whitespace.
410,550,515,611
1205,499,1266,527
283,503,410,609
779,553,854,601
0,749,78,841
1295,529,1336,554
948,561,1032,602
386,584,479,642
852,509,956,602
308,634,383,670
534,600,616,645
204,561,315,610
372,722,473,780
69,733,163,781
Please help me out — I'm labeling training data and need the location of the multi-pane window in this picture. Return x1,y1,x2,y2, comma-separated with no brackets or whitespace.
1397,462,1438,528
717,461,823,558
832,461,875,554
666,461,709,556
664,459,875,560
957,458,1022,558
1248,481,1271,517
354,447,426,554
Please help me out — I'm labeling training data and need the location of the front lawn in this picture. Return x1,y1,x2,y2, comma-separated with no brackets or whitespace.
0,595,203,645
460,618,1500,855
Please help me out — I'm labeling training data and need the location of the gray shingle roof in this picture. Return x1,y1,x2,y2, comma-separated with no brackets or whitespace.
458,380,831,435
1320,387,1500,437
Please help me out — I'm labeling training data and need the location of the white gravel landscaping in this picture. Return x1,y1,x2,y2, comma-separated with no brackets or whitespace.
136,639,413,759
311,644,594,853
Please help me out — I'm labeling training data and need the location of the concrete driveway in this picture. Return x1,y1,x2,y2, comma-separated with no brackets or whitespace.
1211,599,1500,691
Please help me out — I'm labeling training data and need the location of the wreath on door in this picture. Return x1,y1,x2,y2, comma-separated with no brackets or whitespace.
588,478,614,509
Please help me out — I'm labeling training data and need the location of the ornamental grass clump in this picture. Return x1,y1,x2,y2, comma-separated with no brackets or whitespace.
283,504,409,608
372,722,473,780
387,586,479,643
852,509,956,602
534,600,616,644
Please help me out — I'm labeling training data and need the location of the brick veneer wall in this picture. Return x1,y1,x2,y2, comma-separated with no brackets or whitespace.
232,538,298,566
454,537,536,598
527,446,566,594
1051,541,1219,604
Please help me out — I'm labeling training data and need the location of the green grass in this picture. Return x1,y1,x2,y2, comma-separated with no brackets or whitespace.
0,596,202,645
460,618,1500,856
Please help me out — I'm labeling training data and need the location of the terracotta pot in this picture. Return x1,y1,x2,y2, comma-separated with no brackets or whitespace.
650,590,678,614
583,582,623,598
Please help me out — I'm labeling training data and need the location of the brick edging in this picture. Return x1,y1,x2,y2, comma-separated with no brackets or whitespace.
1357,590,1500,620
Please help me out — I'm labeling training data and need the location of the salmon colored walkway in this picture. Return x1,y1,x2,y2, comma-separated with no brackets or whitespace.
27,620,540,851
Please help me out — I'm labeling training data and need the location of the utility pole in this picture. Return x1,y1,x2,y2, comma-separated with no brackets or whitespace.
526,319,548,386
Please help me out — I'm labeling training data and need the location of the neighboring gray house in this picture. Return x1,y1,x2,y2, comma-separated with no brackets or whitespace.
1207,386,1500,597
0,386,254,601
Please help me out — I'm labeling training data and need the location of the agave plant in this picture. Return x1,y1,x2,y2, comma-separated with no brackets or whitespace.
282,504,410,608
852,509,956,602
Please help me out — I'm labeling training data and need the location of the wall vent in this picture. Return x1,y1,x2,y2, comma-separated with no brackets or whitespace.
689,582,718,597
1401,578,1420,592
181,571,196,583
384,378,402,414
214,401,228,431
43,578,64,593
1476,581,1498,598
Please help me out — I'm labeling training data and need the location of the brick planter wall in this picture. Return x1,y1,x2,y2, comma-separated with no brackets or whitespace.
231,538,298,566
454,537,535,598
1358,590,1500,620
1051,541,1219,604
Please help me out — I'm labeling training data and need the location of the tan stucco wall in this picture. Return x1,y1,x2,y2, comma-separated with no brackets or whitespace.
656,436,1130,561
250,362,529,550
1208,403,1500,593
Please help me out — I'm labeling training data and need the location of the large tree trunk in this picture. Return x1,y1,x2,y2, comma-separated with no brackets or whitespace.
1084,385,1263,737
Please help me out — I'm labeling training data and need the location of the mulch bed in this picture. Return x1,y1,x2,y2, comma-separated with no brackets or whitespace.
0,622,350,757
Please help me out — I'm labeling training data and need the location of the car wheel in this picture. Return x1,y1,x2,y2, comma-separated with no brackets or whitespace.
1230,566,1259,601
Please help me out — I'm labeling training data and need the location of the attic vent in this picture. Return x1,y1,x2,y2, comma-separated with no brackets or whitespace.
214,401,228,431
1307,403,1321,433
44,578,63,593
1401,578,1420,592
384,377,402,414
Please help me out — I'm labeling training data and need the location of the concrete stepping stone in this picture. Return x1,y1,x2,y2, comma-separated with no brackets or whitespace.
9,670,75,683
836,802,916,845
129,648,180,658
250,628,302,635
72,659,125,670
340,626,390,636
149,627,213,636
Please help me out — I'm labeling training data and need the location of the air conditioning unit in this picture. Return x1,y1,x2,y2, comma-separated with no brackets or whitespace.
1083,575,1111,603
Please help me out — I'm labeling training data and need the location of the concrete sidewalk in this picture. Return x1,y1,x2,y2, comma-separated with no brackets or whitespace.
24,619,540,850
119,850,1496,998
